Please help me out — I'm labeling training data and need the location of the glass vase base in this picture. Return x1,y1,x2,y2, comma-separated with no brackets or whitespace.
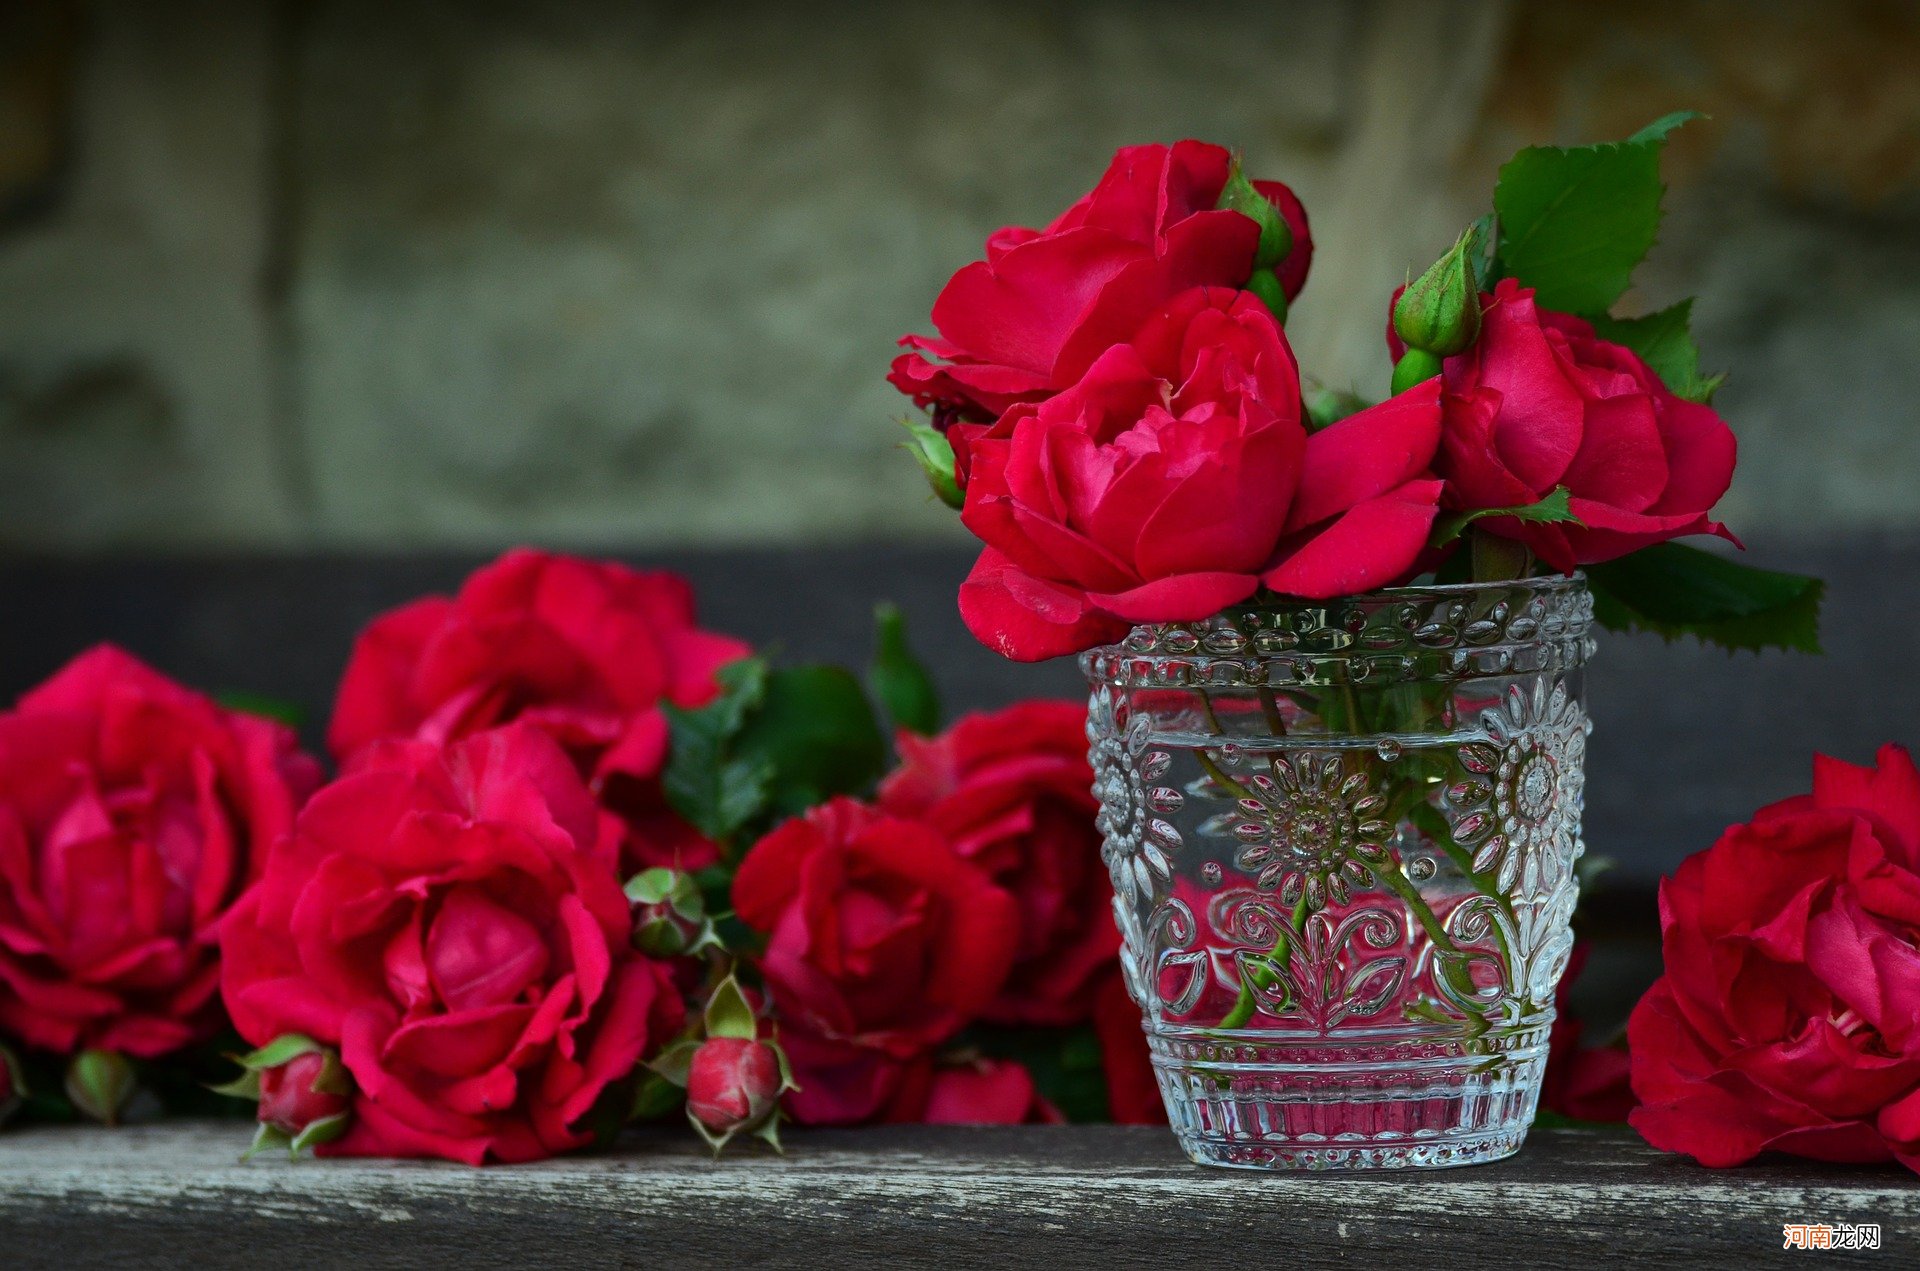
1155,1049,1546,1172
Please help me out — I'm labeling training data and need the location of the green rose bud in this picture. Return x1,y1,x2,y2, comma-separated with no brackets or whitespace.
1393,223,1484,357
65,1049,135,1126
626,867,720,958
1215,161,1293,272
898,416,963,510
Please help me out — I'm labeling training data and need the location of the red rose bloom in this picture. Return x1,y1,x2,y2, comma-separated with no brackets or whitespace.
0,646,319,1058
732,798,1018,1125
957,287,1444,660
1629,744,1920,1170
1434,278,1738,569
890,140,1310,423
220,725,684,1164
900,1056,1063,1125
328,549,750,872
1539,943,1634,1123
878,700,1112,1025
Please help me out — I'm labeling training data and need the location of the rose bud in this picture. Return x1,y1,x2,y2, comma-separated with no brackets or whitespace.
687,1037,783,1139
625,867,720,958
65,1049,135,1126
0,1043,24,1128
1393,222,1484,359
679,974,796,1152
211,1034,353,1159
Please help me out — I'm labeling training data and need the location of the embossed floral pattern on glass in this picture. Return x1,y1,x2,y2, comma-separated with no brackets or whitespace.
1082,575,1594,1171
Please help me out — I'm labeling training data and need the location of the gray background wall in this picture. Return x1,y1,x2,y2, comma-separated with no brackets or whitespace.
1,0,1917,552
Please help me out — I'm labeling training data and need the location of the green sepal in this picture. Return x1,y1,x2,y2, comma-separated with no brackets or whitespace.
240,1121,292,1162
65,1049,136,1126
704,974,758,1042
1389,348,1442,395
1429,487,1580,548
206,1070,263,1101
237,1034,324,1072
1590,300,1725,403
647,1038,700,1089
288,1112,350,1155
310,1050,352,1098
867,602,941,737
1586,542,1824,654
1494,111,1701,316
751,1114,786,1154
898,416,964,510
624,867,704,918
1214,160,1293,271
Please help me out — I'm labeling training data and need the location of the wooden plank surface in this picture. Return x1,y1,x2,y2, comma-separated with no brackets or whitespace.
0,1122,1913,1268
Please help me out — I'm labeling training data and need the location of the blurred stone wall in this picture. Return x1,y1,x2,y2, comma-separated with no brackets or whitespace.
1,0,1916,551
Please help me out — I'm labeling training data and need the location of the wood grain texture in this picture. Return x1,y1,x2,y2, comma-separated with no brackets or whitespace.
1,1122,1914,1269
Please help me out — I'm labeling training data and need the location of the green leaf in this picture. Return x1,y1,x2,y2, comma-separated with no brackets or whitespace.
1494,111,1700,316
733,665,887,815
1590,300,1725,403
647,1039,700,1089
898,416,963,510
1586,542,1824,654
1430,487,1580,547
867,602,941,736
704,975,759,1042
215,691,307,729
630,1069,686,1121
662,657,775,842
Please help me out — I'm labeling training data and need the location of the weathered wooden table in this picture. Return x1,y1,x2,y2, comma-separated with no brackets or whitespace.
0,1122,1912,1268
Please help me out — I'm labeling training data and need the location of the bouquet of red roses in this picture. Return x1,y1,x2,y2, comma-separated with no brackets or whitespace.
890,123,1820,660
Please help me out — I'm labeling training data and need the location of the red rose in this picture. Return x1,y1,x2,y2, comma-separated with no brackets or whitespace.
1539,943,1634,1123
1433,278,1738,569
897,1056,1063,1125
328,549,750,872
1628,744,1920,1170
685,1036,783,1138
220,725,685,1164
0,646,319,1058
878,701,1111,1025
957,287,1444,660
1092,974,1165,1124
890,140,1310,423
732,798,1019,1124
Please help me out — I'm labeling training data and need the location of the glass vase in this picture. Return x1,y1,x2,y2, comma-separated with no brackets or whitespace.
1082,575,1594,1170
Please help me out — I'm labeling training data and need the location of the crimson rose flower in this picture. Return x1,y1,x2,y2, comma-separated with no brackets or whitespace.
0,646,319,1058
1431,278,1737,569
900,1056,1063,1125
1629,744,1920,1169
958,286,1444,660
732,798,1018,1125
328,549,750,872
221,725,685,1164
890,140,1310,423
878,700,1111,1025
1539,943,1634,1123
